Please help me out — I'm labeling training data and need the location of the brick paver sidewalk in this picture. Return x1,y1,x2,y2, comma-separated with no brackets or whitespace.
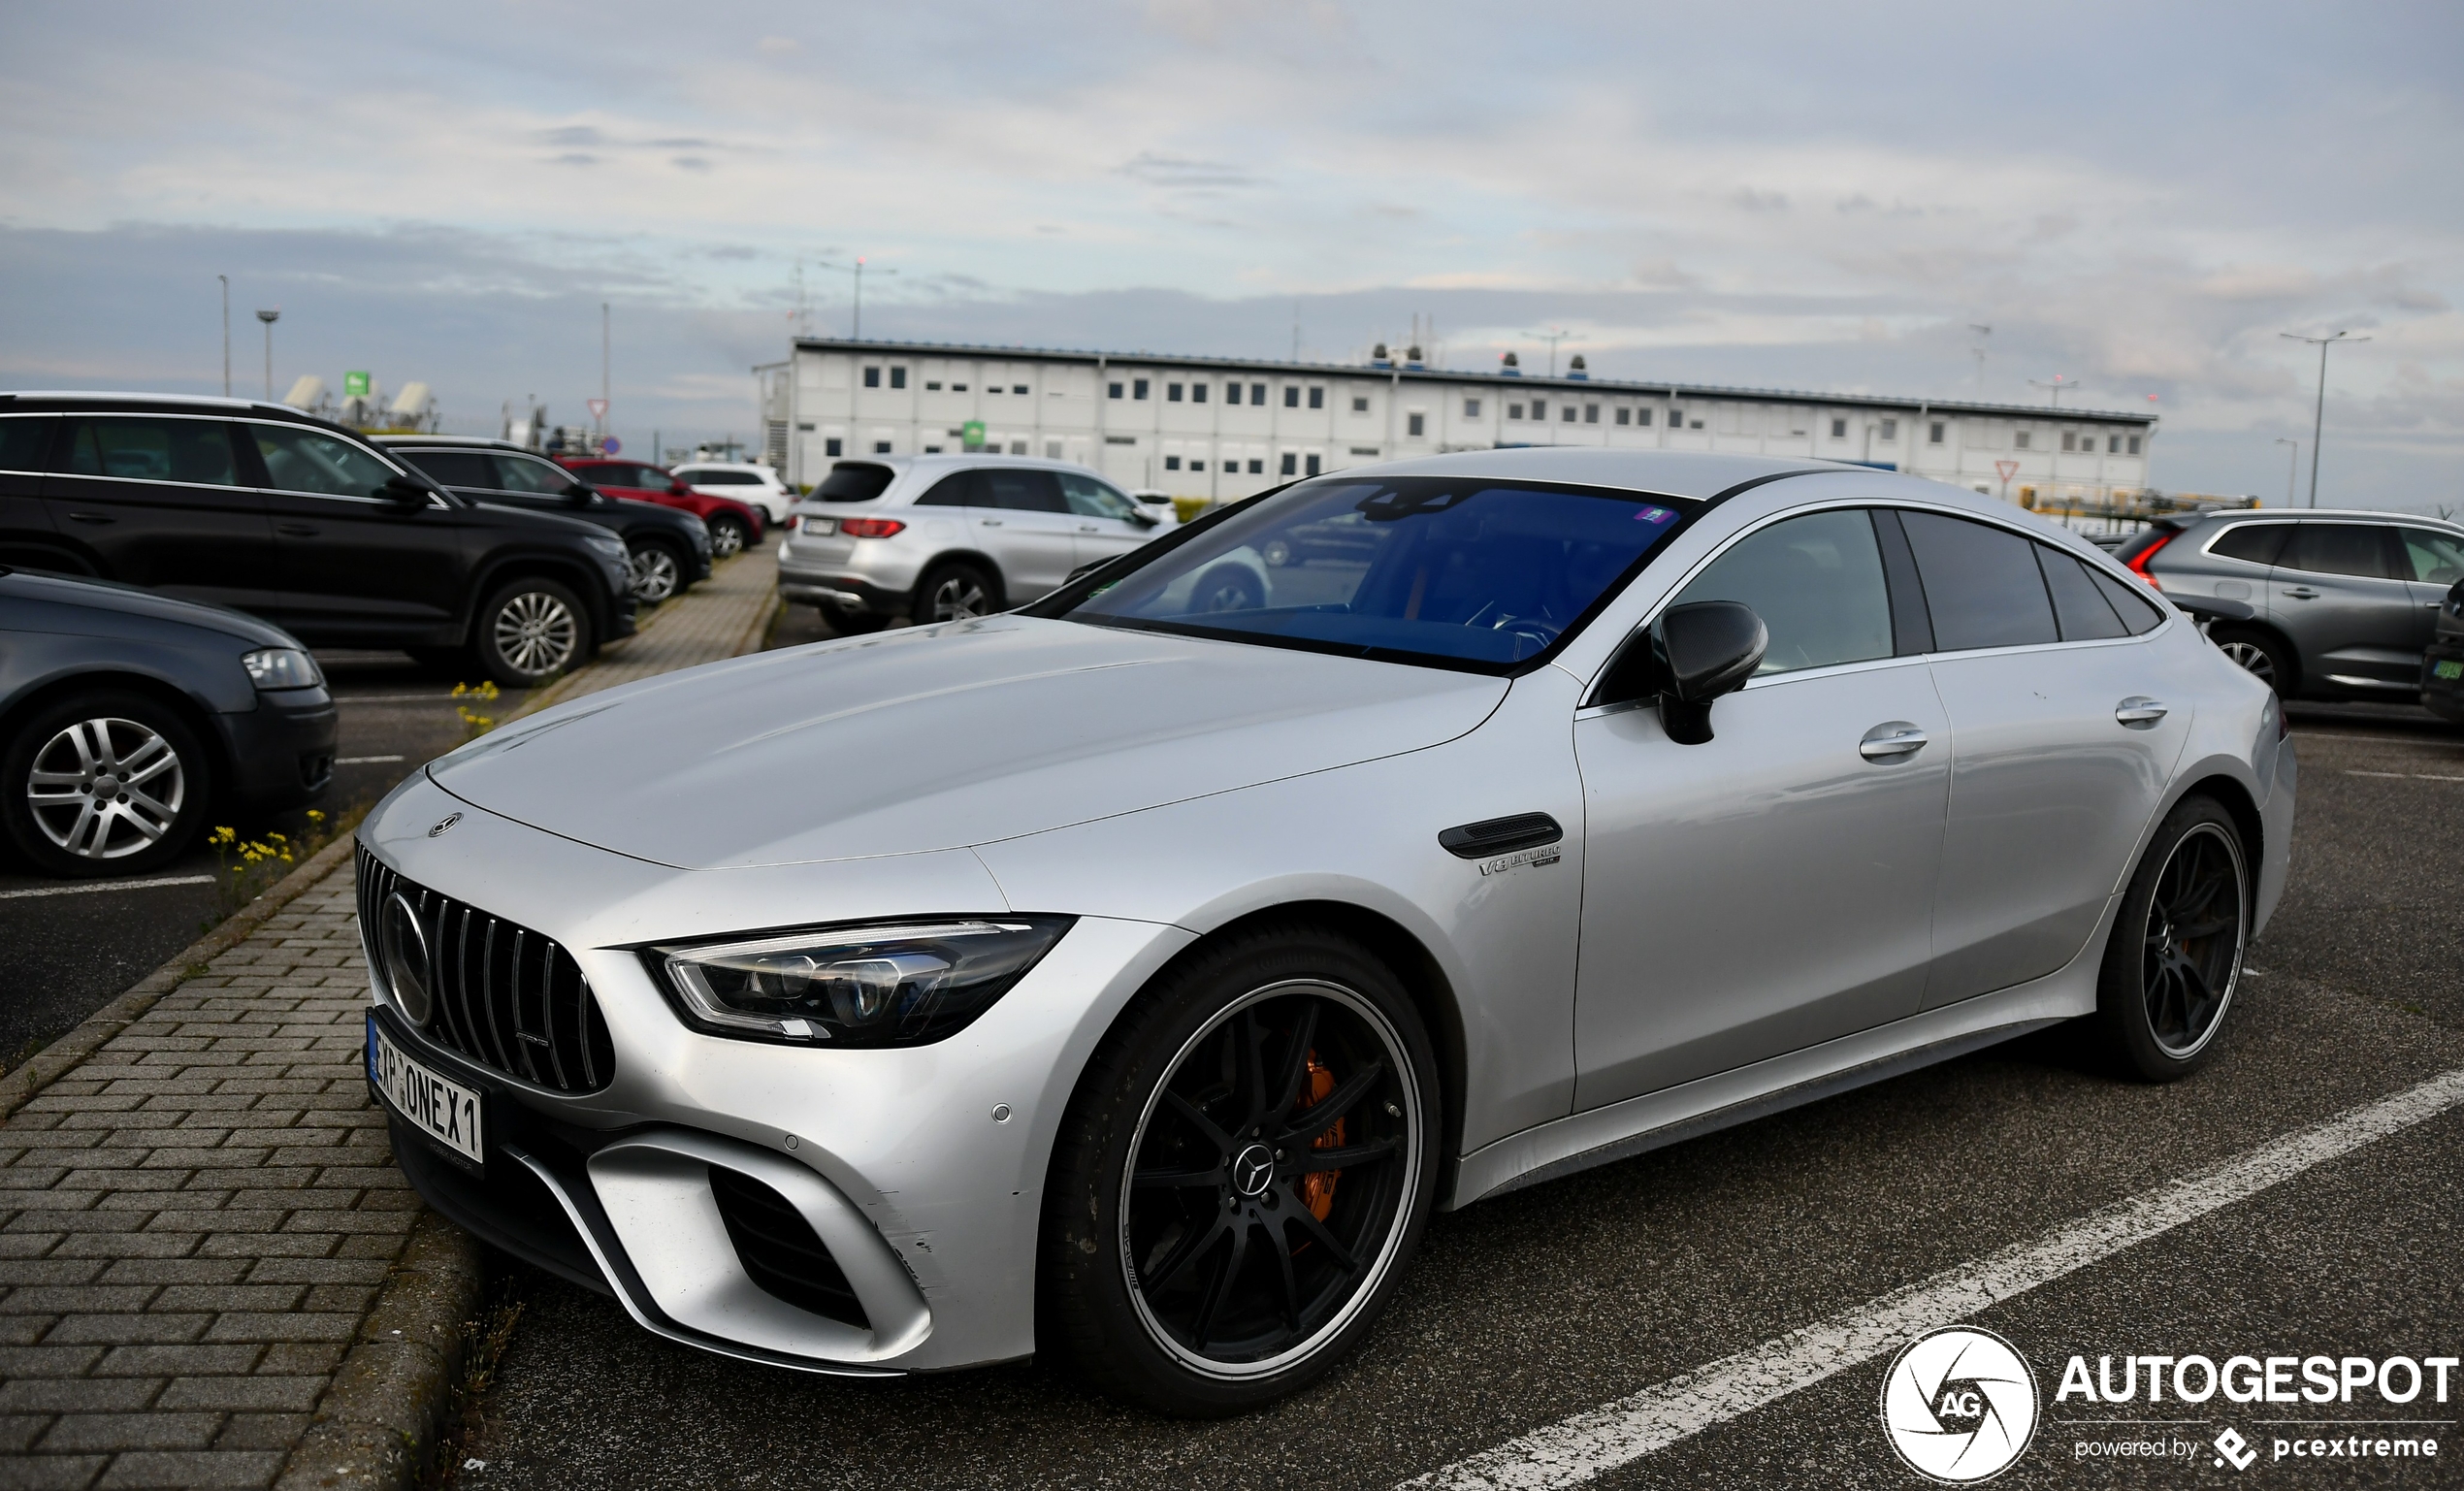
0,553,781,1490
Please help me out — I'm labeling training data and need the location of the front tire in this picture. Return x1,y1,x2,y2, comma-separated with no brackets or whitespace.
473,577,592,688
629,540,685,603
1040,924,1441,1416
2092,794,2249,1081
707,515,750,560
2,690,211,877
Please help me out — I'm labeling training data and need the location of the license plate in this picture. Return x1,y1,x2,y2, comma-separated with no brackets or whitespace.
369,1016,484,1166
797,516,837,535
2437,659,2463,681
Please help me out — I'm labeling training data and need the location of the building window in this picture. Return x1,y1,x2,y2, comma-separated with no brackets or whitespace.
1165,455,1182,470
874,441,892,454
1508,403,1524,420
1306,454,1321,475
1615,407,1631,426
924,445,941,454
1009,439,1027,454
1670,408,1685,428
1351,396,1370,413
1008,384,1023,395
1248,458,1263,473
1584,404,1600,424
925,380,943,391
1464,398,1482,418
1348,446,1379,457
1879,418,1897,441
1108,381,1123,399
1929,421,1945,444
1558,405,1573,422
862,367,881,388
1636,408,1652,427
1250,383,1266,405
2127,435,2142,455
2108,435,2121,453
1192,382,1208,404
890,368,907,389
952,382,968,392
1191,460,1205,471
1407,412,1425,437
1284,386,1300,408
1223,383,1240,405
1309,387,1325,409
1134,378,1150,400
987,384,1002,396
1168,383,1184,402
1281,451,1297,475
825,438,843,457
2061,431,2077,452
2015,431,2031,449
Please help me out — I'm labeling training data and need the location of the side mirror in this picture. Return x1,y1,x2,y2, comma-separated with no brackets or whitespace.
564,483,596,506
1652,600,1767,745
1126,505,1160,527
382,474,434,508
669,480,691,496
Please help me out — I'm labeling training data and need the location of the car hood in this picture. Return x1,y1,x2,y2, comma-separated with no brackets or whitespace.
0,569,301,648
426,616,1508,869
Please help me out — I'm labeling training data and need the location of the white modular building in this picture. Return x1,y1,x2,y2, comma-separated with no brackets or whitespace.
764,339,2156,509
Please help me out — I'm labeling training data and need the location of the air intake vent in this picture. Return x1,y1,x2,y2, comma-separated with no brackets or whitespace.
356,844,614,1094
707,1166,869,1329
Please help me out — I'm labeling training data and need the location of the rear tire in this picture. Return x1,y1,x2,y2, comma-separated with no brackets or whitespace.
2211,627,2294,696
629,540,685,603
1039,924,1441,1416
707,515,750,560
2,690,211,878
2092,794,2248,1082
473,577,593,688
915,561,1002,624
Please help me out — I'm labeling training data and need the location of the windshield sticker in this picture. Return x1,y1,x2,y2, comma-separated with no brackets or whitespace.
1636,505,1677,526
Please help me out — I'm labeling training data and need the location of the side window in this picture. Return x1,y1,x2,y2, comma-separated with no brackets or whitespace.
487,455,579,495
1057,471,1137,520
2280,523,2396,579
0,416,58,472
1672,508,1894,674
1898,511,2059,652
2398,528,2464,586
2035,546,2129,641
2208,523,2291,567
978,469,1065,513
396,450,494,488
250,424,401,499
63,417,242,486
913,470,977,507
2089,567,2165,634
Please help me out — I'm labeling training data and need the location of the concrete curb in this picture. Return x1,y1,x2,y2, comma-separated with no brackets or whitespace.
0,828,360,1123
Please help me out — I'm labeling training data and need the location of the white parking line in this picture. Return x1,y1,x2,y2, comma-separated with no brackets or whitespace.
2345,769,2464,782
0,874,215,901
335,755,406,765
1401,1067,2464,1490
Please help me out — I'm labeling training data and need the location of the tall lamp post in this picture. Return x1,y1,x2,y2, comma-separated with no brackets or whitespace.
2273,437,2298,508
1524,326,1573,378
1968,323,1992,392
2279,329,2368,507
2028,373,2085,406
218,276,231,397
254,309,279,401
815,257,895,340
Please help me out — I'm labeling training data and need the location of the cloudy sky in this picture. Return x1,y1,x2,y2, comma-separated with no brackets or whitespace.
2,1,2457,506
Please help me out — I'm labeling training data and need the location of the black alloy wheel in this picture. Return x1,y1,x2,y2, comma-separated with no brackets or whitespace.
1042,925,1439,1416
707,515,750,559
629,541,684,603
2,690,211,877
918,561,1000,624
2095,794,2248,1080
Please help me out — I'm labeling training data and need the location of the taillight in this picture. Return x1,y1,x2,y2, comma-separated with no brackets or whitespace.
839,517,906,539
2124,529,2177,588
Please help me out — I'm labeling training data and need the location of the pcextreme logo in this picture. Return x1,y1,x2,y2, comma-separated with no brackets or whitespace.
1881,1327,2041,1482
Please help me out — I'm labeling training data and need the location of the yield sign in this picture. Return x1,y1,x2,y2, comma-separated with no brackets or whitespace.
1995,460,2020,481
587,398,610,420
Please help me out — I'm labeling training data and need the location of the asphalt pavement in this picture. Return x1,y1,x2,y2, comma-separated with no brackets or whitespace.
425,668,2464,1489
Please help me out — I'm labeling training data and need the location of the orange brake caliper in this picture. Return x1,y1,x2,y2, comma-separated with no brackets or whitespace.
1299,1050,1345,1221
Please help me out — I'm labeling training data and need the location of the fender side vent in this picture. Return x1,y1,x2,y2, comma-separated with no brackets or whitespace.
1438,813,1564,859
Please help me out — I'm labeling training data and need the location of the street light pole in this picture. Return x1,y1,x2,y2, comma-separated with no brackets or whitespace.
2274,437,2298,508
1524,326,1572,378
218,276,230,397
255,309,279,401
816,258,896,340
2279,329,2369,508
1968,324,1992,392
2027,374,2084,406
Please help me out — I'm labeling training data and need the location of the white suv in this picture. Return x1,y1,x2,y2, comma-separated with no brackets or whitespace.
670,462,793,526
778,456,1170,629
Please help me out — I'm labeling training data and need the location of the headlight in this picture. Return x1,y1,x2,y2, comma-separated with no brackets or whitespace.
647,917,1072,1047
242,647,323,690
585,534,630,562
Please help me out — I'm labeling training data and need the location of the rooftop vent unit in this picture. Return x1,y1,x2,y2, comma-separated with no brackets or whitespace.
1404,345,1425,371
1568,355,1590,381
1370,342,1393,370
281,374,328,411
1500,351,1521,377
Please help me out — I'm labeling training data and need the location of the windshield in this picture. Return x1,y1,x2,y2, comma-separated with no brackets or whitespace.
1044,475,1693,672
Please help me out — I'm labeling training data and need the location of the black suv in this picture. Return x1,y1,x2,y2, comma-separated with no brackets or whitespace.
378,436,713,604
0,394,636,686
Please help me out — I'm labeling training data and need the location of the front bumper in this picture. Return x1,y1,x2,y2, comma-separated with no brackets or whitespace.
2423,641,2464,722
215,687,337,808
358,772,1191,1373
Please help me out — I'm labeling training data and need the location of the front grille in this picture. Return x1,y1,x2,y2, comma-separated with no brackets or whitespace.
356,844,615,1094
707,1166,869,1329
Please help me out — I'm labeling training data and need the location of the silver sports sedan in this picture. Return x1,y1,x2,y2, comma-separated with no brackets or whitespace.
357,449,2294,1415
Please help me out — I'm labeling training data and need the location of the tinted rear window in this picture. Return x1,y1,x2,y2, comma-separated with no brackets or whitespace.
2090,567,2165,634
0,416,56,472
913,470,975,506
816,463,896,502
1899,511,2059,652
2281,523,2396,579
2209,523,2291,567
395,449,494,488
2036,547,2129,641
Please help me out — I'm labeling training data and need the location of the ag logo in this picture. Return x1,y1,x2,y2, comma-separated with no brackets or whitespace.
1880,1326,2039,1482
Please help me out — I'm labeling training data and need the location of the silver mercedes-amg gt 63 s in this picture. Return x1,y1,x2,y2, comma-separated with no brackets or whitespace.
358,449,2294,1415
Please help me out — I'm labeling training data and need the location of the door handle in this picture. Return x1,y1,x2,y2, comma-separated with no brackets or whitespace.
2115,697,2169,727
1858,722,1929,761
1077,525,1099,533
978,518,1003,528
65,511,114,525
276,524,318,537
2282,587,2319,600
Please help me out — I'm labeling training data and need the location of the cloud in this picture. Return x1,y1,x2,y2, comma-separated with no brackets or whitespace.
757,36,797,54
1118,151,1260,190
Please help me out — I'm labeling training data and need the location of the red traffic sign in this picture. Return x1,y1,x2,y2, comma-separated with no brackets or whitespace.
587,398,609,420
1995,460,2020,481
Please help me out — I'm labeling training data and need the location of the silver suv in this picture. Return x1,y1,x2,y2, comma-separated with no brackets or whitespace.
777,456,1173,629
2120,509,2464,699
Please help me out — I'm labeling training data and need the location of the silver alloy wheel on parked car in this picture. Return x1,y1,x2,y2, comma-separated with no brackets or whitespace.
630,545,681,603
1119,979,1423,1379
23,716,186,860
492,591,580,678
708,518,748,559
2139,821,2247,1060
2216,638,2276,687
927,570,992,621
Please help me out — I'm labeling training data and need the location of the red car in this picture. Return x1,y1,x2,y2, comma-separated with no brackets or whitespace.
558,458,766,559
